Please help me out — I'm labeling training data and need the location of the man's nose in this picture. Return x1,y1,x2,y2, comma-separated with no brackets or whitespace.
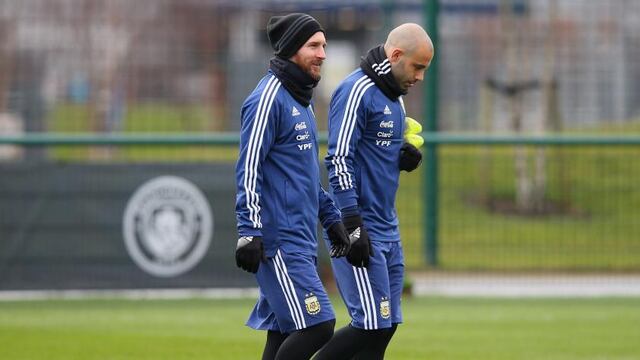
317,47,326,60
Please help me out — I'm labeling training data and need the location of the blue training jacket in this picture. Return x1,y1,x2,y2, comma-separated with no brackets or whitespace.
325,69,405,242
236,70,341,257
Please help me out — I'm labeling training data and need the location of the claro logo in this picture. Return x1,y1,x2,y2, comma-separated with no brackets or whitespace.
123,176,213,277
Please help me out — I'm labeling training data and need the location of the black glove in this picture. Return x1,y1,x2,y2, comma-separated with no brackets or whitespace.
399,142,422,172
326,222,350,258
235,236,266,273
342,214,372,267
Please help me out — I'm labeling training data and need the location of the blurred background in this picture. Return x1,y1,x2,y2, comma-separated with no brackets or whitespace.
0,0,639,295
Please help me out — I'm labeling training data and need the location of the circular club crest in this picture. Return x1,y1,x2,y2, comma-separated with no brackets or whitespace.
123,176,213,277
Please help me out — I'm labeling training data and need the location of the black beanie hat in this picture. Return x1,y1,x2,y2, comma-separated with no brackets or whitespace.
267,13,324,59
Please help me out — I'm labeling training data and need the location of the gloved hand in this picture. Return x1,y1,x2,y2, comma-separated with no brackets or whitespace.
326,222,350,258
342,214,372,267
235,236,266,273
399,142,422,172
404,116,424,148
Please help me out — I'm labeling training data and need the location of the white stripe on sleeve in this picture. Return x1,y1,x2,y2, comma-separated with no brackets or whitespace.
330,75,374,190
242,76,281,228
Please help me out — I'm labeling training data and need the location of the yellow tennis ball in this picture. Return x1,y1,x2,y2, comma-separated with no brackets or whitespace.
404,133,424,148
404,117,422,135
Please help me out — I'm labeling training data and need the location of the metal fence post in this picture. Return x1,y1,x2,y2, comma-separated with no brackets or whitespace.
424,0,440,266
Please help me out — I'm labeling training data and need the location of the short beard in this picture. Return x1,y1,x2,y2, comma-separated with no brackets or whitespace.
308,64,322,82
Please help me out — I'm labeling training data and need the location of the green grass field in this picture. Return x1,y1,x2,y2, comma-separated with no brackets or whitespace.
1,296,639,359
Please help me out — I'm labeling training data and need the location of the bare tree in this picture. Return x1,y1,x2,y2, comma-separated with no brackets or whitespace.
497,0,551,214
0,18,16,113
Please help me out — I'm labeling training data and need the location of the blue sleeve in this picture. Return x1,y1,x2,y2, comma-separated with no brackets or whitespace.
235,80,281,237
318,184,341,229
324,79,371,211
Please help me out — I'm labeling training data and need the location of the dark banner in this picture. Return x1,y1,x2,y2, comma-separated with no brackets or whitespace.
0,162,255,290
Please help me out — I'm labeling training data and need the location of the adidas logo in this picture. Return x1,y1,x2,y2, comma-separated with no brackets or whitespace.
292,106,301,116
349,227,361,242
383,105,392,115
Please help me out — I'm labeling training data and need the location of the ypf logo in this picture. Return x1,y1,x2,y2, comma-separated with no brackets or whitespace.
123,176,213,277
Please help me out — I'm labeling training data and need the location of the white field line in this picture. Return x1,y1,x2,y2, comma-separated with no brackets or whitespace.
410,274,640,298
0,288,259,301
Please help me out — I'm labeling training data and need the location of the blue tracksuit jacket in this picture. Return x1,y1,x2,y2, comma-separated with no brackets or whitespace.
325,69,405,242
236,70,341,257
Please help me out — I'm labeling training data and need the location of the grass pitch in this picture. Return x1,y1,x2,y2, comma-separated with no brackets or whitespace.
1,296,638,359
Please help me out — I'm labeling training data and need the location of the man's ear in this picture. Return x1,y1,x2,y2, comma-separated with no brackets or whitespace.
389,48,404,63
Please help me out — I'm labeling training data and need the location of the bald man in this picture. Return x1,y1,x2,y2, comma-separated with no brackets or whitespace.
315,24,434,360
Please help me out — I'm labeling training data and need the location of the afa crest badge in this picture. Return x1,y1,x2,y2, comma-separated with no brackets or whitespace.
304,293,321,315
380,298,391,319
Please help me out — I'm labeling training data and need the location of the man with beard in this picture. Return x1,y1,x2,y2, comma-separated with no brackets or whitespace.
315,23,434,360
234,13,351,360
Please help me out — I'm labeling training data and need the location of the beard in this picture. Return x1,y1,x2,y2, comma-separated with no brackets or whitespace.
306,61,323,81
392,59,413,91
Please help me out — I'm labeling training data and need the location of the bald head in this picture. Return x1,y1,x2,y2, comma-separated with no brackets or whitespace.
383,23,435,92
384,23,433,57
